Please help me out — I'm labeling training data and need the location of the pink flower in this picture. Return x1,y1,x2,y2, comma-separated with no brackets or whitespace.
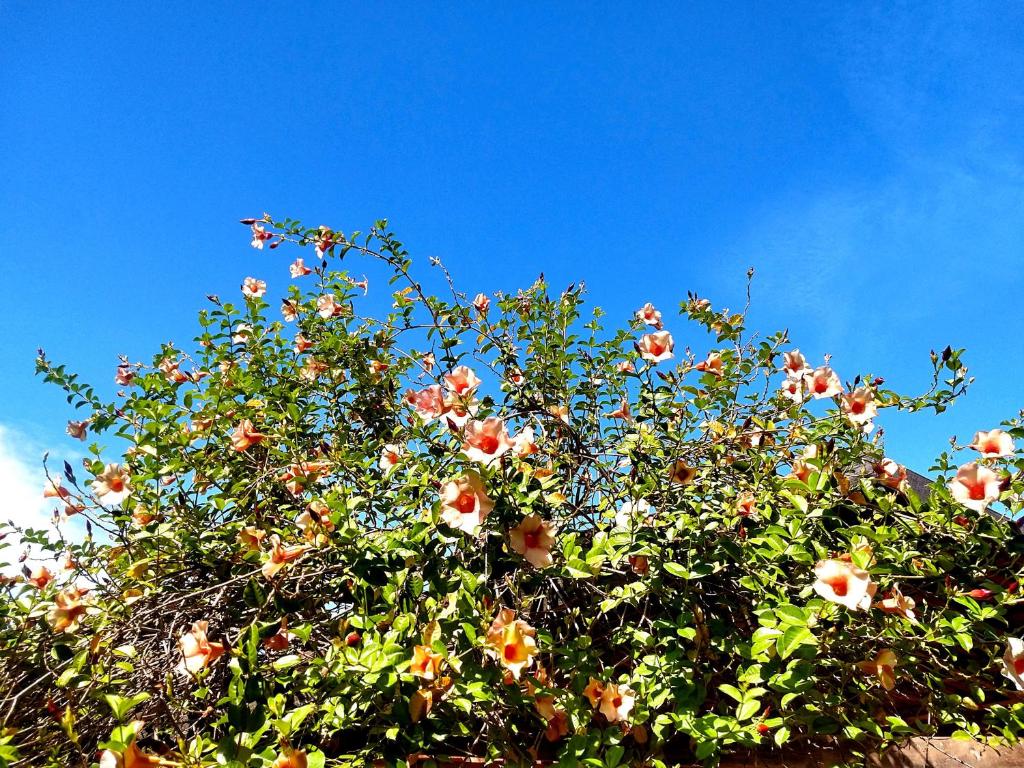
404,384,447,422
473,293,491,315
241,277,266,299
43,478,71,500
508,514,557,567
28,566,53,589
250,222,273,249
115,365,135,385
780,377,804,403
66,420,89,441
443,366,481,398
439,472,495,535
92,464,131,505
513,426,539,457
316,294,344,319
948,462,1002,512
969,429,1015,458
616,361,635,374
485,609,538,680
231,419,267,452
638,331,674,363
782,350,811,378
289,258,313,278
804,366,842,399
813,559,875,611
313,225,335,256
279,460,332,496
461,417,515,465
281,300,299,322
635,302,663,328
840,387,877,430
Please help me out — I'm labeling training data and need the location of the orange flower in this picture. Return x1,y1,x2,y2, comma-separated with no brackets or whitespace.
856,649,898,691
616,360,635,374
803,366,842,399
694,352,724,377
43,478,71,500
296,500,335,541
132,507,157,527
635,302,663,328
271,746,308,768
878,586,917,623
410,645,443,680
294,334,313,354
27,565,53,589
237,526,266,552
840,387,877,430
813,559,875,611
948,462,1002,513
93,463,131,505
279,460,332,495
461,417,515,465
609,399,631,421
583,678,604,707
509,514,557,568
47,586,90,633
178,620,225,674
874,458,907,490
241,277,266,299
782,349,811,378
669,460,696,485
736,492,756,517
281,300,299,322
261,535,309,579
444,366,481,397
970,429,1015,458
250,222,272,249
231,419,267,452
115,365,136,385
485,609,538,680
289,258,313,278
599,682,636,723
100,733,179,767
629,555,650,575
638,330,673,363
404,384,447,422
440,472,495,535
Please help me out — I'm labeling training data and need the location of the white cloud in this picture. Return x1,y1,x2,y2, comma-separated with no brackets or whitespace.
0,424,58,572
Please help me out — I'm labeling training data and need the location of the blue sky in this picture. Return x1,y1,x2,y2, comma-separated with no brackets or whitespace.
1,1,1023,529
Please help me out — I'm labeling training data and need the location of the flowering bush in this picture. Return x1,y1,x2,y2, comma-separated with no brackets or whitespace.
3,215,1024,768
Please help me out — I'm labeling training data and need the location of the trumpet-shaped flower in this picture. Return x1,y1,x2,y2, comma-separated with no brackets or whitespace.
289,258,313,278
639,331,673,363
948,462,1002,513
93,463,131,505
782,349,811,378
874,458,907,490
485,609,538,680
804,366,842,399
178,620,225,674
241,277,266,299
840,387,877,430
410,645,443,680
635,302,663,328
461,417,515,465
695,352,724,377
230,419,267,452
509,514,556,568
970,429,1015,458
440,472,494,535
405,384,447,422
856,649,898,691
47,586,90,633
813,559,875,611
261,535,308,579
599,682,636,723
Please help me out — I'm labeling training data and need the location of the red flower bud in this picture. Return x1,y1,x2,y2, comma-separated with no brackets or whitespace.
967,588,994,600
757,723,770,734
345,631,361,646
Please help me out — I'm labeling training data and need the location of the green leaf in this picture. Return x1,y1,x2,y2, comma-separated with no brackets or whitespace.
776,626,815,659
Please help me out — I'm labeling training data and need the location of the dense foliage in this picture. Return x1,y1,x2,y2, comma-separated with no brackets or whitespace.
2,215,1024,768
